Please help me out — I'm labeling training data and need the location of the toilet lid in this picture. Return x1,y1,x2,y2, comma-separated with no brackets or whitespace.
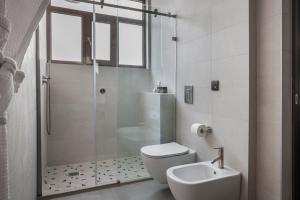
141,142,189,158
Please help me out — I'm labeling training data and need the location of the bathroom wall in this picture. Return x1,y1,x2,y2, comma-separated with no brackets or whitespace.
152,0,250,200
7,33,37,200
256,0,286,199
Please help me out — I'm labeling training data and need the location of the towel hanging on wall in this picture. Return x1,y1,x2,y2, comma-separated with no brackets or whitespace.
0,49,25,200
0,1,11,198
0,52,15,200
0,1,25,199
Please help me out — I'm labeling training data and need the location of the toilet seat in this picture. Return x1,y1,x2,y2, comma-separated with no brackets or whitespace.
141,142,196,183
141,142,189,159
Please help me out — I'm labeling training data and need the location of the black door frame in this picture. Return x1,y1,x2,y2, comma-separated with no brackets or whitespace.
293,0,300,199
35,26,43,199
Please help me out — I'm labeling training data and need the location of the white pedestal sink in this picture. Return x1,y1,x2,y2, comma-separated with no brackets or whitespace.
167,161,241,200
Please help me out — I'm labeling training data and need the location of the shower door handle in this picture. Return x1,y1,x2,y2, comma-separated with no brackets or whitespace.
43,73,52,135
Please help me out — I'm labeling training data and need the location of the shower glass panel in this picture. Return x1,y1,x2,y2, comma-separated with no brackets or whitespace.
42,0,176,196
43,0,98,196
93,0,177,185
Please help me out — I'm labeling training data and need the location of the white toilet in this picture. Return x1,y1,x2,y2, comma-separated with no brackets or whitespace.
141,142,196,183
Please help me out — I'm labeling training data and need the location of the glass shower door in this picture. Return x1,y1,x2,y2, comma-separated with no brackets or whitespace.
92,0,177,186
42,0,98,196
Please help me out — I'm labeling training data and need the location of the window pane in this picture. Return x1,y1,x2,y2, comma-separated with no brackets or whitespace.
51,13,82,62
95,22,111,61
119,23,143,66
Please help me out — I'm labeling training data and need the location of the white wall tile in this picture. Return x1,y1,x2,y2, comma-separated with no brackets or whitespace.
212,22,249,60
178,36,211,63
212,87,249,121
212,0,249,32
212,55,249,88
177,60,211,88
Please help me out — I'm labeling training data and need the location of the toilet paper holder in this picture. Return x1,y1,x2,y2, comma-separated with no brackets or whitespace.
200,126,213,134
191,123,213,137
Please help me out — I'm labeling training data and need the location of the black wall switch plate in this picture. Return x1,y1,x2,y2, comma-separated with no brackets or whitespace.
211,80,220,91
184,85,193,104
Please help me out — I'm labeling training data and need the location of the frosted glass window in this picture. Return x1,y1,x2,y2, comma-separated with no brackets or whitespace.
119,23,143,66
51,13,82,62
95,23,111,61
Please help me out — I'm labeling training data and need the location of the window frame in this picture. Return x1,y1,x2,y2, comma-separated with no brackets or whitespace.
93,14,117,67
118,17,146,68
47,6,86,65
47,3,146,68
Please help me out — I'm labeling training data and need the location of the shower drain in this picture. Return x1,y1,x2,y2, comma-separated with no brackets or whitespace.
68,172,79,176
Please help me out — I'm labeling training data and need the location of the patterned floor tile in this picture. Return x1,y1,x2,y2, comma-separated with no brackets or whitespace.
42,156,150,196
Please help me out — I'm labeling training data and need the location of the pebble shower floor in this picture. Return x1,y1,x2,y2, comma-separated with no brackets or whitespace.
42,156,151,196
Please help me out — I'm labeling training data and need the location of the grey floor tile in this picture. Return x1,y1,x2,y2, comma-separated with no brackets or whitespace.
52,180,175,200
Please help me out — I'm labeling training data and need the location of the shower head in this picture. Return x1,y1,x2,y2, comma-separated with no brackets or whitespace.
64,0,80,3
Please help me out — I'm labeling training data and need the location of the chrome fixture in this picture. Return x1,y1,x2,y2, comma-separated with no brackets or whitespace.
43,70,52,135
42,75,50,84
211,147,224,169
99,88,106,94
202,126,212,134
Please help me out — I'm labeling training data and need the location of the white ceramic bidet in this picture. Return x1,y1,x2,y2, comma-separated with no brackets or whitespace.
167,161,241,200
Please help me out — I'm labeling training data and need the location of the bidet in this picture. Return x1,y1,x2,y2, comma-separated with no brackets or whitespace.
167,161,241,200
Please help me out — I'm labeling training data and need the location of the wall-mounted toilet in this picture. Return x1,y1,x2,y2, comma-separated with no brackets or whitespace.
141,142,196,183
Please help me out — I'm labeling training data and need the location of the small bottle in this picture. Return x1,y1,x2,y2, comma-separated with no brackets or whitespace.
157,81,162,93
153,81,161,93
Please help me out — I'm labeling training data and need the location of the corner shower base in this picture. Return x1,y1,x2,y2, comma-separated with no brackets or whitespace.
42,156,150,196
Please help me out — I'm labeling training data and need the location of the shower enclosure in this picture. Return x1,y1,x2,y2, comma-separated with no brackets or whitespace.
38,0,177,197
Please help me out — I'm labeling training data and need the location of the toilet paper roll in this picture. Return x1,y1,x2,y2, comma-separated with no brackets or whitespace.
191,123,207,137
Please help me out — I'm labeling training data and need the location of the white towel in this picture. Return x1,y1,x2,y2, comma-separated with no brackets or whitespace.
0,2,15,199
13,71,25,93
0,14,10,51
0,0,5,14
0,115,9,200
0,50,17,200
0,53,16,114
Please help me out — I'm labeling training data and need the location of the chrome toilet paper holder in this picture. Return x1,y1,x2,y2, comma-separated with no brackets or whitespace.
200,126,213,134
